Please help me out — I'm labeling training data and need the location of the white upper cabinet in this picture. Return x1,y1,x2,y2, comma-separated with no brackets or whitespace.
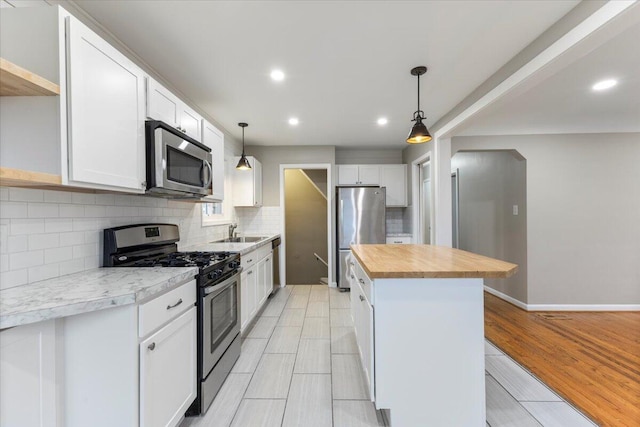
232,156,262,207
146,77,202,141
66,15,146,192
337,165,380,185
380,164,407,207
202,121,225,201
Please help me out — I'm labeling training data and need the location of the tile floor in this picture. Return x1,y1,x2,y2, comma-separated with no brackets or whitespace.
181,285,595,427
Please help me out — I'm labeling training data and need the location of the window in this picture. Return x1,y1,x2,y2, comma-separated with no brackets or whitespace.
202,159,234,225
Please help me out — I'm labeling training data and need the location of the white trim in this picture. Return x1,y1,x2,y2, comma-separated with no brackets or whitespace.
411,152,432,244
527,304,640,312
483,286,528,310
485,286,640,312
279,163,333,288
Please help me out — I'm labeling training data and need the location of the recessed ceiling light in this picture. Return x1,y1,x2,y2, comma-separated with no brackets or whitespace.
377,117,388,126
288,117,299,126
592,79,617,91
270,69,285,82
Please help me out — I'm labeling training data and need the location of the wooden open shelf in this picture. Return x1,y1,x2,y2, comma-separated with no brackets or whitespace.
0,57,60,96
0,167,62,187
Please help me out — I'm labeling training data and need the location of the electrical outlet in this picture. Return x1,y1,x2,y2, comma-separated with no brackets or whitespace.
512,205,519,215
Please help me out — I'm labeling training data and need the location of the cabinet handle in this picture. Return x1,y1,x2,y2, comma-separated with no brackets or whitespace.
248,271,253,275
359,294,365,302
248,259,253,263
359,278,365,284
394,240,402,244
350,274,355,279
148,342,156,351
166,298,183,310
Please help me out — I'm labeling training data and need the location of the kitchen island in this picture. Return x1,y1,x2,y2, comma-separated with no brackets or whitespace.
348,244,517,426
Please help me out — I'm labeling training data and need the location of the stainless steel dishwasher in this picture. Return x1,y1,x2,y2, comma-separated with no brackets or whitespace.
271,237,281,294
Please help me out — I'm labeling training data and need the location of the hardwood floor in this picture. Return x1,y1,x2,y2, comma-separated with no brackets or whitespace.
484,292,640,427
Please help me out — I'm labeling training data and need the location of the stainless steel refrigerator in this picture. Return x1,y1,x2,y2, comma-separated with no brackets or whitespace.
337,186,386,289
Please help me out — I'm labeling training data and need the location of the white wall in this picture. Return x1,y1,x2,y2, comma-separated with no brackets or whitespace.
452,133,640,305
452,151,528,303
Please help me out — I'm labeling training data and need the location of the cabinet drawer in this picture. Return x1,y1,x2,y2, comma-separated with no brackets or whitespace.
386,236,412,244
139,280,196,338
354,261,372,304
256,243,272,261
241,249,257,269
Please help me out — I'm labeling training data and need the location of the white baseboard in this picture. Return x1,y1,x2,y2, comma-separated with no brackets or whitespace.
484,286,640,311
483,286,528,310
527,303,640,311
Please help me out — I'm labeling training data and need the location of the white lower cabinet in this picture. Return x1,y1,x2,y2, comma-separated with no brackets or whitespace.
240,244,274,333
386,236,412,244
64,279,196,427
140,308,196,427
350,257,375,401
0,319,61,427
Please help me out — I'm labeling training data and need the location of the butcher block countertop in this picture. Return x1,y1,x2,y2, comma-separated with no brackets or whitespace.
350,244,518,279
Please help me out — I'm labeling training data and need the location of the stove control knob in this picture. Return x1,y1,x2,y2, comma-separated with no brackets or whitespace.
215,269,223,277
229,261,239,269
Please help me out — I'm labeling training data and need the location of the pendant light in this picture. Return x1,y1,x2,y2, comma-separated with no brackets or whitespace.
406,66,432,144
236,122,251,170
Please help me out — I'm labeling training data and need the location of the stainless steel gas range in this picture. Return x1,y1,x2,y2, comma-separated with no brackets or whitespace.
103,223,241,416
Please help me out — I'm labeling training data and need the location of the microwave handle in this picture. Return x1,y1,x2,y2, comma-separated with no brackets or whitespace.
203,160,213,188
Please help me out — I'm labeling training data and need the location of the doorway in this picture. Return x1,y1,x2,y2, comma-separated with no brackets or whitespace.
419,161,432,244
279,164,332,287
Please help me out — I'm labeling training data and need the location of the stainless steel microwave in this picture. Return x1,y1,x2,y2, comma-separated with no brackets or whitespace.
145,120,212,198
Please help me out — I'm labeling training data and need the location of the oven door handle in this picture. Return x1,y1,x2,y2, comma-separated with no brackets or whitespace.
204,268,242,297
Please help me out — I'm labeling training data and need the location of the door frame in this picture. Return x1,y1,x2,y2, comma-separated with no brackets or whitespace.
279,163,333,288
411,152,433,244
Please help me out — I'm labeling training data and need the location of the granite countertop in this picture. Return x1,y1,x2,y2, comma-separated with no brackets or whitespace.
0,267,198,330
351,244,518,279
184,234,280,255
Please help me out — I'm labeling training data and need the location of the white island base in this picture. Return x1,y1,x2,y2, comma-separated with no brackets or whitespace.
373,277,485,426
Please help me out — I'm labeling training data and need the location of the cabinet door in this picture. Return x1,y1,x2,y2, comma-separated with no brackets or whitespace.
253,158,263,207
358,165,380,185
140,307,196,427
240,269,250,331
380,165,407,207
338,165,359,185
179,104,202,141
66,16,145,192
256,258,267,307
362,299,375,401
146,77,179,127
0,320,59,427
203,121,225,201
246,266,258,319
232,156,254,207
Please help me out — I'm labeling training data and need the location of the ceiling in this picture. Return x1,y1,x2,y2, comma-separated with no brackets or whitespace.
61,0,580,148
453,8,640,137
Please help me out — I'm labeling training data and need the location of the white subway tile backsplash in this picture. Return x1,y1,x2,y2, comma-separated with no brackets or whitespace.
45,247,73,264
7,235,28,253
28,202,59,218
9,219,45,235
59,231,85,247
45,219,74,233
95,194,115,206
10,250,44,270
44,190,73,203
28,233,60,250
1,187,230,287
0,269,28,290
84,205,107,218
9,188,44,202
28,263,59,283
1,201,28,218
72,193,96,205
58,258,84,276
59,204,85,217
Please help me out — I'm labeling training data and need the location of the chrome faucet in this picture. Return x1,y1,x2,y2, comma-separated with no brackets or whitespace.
228,223,238,239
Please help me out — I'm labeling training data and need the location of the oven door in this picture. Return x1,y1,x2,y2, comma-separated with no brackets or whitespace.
147,121,212,197
201,271,240,377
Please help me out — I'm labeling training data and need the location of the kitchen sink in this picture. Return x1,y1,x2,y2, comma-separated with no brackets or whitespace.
213,236,268,243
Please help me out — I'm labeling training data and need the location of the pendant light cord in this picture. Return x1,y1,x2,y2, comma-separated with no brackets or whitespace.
417,73,420,113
